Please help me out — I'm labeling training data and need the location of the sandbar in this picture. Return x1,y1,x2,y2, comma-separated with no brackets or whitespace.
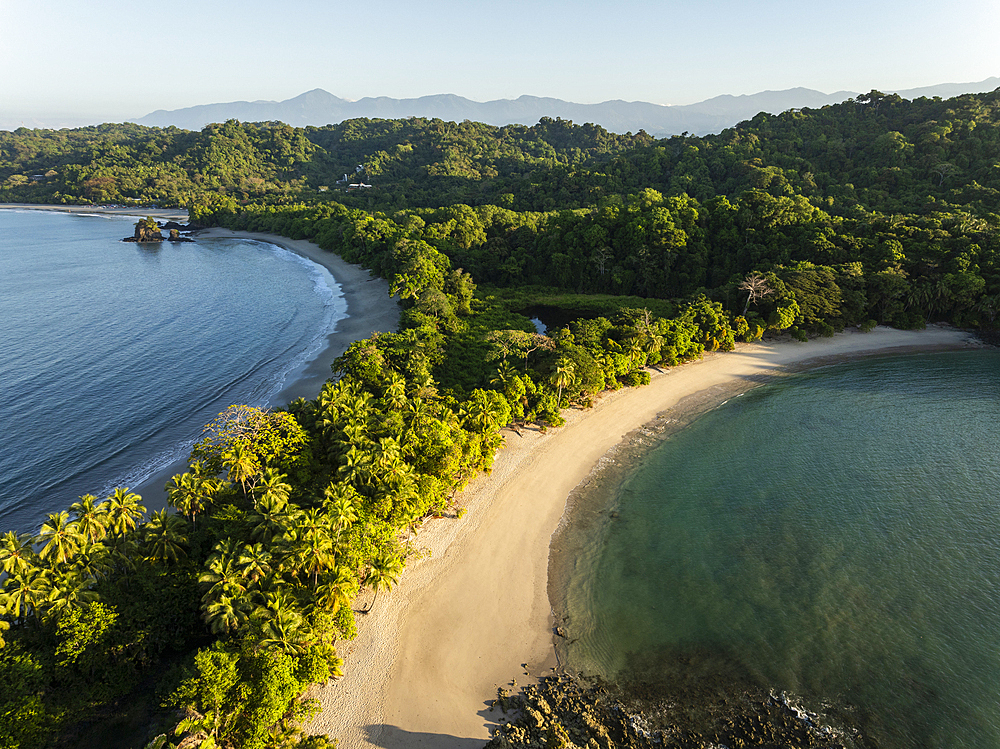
308,325,981,749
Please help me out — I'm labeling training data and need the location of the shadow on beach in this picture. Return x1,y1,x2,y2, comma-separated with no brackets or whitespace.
362,724,485,748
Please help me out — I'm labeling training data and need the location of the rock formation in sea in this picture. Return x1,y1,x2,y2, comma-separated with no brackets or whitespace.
123,217,163,243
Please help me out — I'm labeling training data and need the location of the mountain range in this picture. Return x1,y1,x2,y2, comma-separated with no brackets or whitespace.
131,78,1000,136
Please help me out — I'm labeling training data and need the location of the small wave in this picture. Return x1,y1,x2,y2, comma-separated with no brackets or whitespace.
101,238,350,495
249,240,349,403
98,437,194,499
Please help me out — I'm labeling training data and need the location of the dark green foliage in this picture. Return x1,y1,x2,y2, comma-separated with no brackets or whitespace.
4,86,1000,747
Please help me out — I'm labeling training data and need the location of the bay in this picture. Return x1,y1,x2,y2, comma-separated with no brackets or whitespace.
0,209,345,534
555,350,1000,748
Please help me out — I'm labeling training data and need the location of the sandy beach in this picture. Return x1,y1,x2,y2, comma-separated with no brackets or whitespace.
0,202,190,222
308,325,981,749
130,227,400,507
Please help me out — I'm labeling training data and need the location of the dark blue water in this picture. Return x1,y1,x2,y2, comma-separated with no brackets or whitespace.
0,209,345,533
558,351,1000,748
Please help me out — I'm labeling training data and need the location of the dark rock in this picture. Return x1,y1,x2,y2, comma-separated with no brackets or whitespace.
166,229,194,243
484,669,872,749
123,217,163,243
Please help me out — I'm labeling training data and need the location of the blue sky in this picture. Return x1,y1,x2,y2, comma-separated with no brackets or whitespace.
1,0,998,127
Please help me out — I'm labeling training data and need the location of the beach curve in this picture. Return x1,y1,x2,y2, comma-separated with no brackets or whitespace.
307,325,981,749
131,227,400,507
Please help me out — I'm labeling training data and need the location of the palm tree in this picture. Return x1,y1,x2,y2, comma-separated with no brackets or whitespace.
364,553,403,613
41,569,99,619
166,464,219,527
68,494,108,544
550,360,576,408
38,511,84,567
203,594,249,635
253,605,309,655
0,567,51,623
142,509,189,564
252,468,292,510
0,531,38,577
221,442,257,495
174,709,224,749
315,565,358,615
382,374,408,411
324,484,359,532
71,540,112,583
236,543,272,585
105,488,146,537
199,540,247,602
248,494,291,545
298,516,335,587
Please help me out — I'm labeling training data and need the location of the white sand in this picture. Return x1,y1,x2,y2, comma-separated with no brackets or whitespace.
0,202,190,221
308,325,981,749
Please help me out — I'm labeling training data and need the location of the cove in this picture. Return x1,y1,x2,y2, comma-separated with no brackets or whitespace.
553,350,1000,748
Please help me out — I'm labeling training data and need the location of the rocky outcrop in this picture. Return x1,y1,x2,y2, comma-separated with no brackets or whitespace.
123,217,163,243
166,228,194,243
484,671,870,749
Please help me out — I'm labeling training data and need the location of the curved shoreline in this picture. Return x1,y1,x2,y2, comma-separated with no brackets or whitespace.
132,228,399,508
308,325,981,749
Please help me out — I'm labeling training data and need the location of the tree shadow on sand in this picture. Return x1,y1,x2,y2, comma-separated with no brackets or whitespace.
362,724,485,748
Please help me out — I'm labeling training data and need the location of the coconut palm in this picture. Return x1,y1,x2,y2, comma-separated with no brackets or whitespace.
142,509,189,564
0,567,51,623
253,605,309,655
68,494,108,544
199,539,247,601
252,468,292,509
41,569,99,618
203,594,249,635
221,442,257,495
38,511,84,567
382,373,408,411
324,484,359,532
71,540,112,583
248,494,291,545
174,709,224,749
105,488,146,537
0,531,38,577
166,464,219,528
364,553,403,613
236,543,272,585
316,565,358,615
550,360,576,408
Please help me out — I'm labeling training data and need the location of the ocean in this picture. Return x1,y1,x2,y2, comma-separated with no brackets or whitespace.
553,350,1000,748
0,209,345,534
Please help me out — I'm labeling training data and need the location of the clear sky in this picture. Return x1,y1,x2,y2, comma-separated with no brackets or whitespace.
1,0,998,127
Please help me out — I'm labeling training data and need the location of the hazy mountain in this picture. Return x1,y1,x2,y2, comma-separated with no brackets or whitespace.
130,77,999,136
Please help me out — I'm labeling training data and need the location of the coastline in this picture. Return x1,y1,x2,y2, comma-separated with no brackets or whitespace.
0,202,189,221
131,228,399,508
308,325,981,749
0,202,399,513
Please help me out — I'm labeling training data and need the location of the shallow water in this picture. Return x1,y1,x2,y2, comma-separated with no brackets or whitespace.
0,210,345,533
554,350,1000,748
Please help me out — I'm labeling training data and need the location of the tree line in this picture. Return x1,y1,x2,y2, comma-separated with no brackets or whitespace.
2,87,1000,747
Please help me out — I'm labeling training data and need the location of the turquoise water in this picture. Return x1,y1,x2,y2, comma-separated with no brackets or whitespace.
0,210,345,533
558,351,1000,747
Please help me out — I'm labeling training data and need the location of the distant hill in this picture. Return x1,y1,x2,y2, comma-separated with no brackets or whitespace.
131,78,1000,135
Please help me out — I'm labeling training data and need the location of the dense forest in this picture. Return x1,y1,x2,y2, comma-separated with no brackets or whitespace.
1,88,999,749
